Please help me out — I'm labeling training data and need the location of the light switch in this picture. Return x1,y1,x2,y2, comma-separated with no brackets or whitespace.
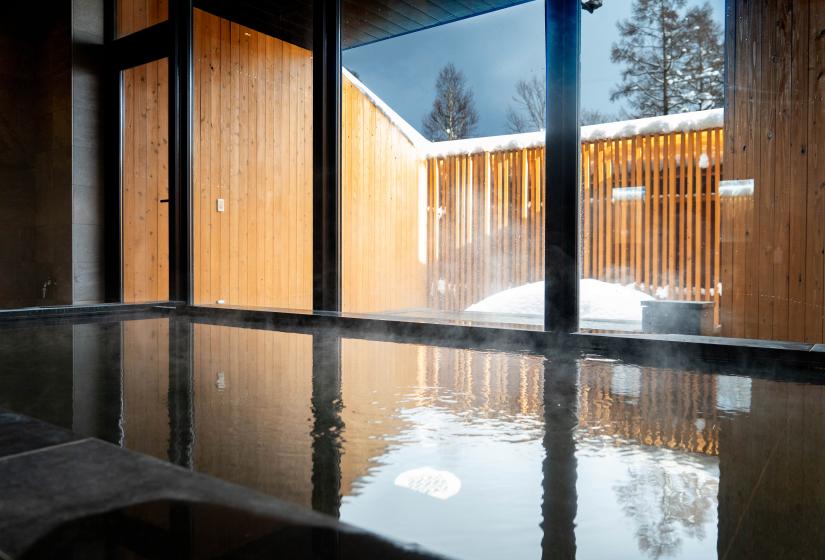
217,198,225,212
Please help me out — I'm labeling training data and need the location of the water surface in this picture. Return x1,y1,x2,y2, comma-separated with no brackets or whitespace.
0,317,821,559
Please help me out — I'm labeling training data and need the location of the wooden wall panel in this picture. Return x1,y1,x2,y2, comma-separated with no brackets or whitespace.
122,58,169,304
192,324,314,507
723,0,825,343
193,10,313,309
117,0,167,37
341,79,428,314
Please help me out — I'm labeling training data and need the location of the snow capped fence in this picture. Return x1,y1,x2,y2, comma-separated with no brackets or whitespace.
342,70,729,318
425,114,726,314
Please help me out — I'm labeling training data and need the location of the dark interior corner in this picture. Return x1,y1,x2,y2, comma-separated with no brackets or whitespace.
0,0,105,309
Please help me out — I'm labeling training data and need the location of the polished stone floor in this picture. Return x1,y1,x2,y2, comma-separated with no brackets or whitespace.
1,313,824,559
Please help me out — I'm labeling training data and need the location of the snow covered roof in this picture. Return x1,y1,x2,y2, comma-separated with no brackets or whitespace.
344,67,724,159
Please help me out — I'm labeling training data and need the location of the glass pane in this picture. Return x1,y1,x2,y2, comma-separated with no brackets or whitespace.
116,0,168,38
577,0,824,345
341,1,546,328
122,58,169,303
192,7,313,310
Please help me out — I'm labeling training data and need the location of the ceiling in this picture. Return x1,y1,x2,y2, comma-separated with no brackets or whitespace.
194,0,534,50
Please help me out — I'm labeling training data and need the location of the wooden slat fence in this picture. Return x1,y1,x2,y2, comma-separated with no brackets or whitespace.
427,128,725,316
427,148,545,311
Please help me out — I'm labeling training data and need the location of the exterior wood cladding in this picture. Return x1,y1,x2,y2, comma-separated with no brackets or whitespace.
341,78,428,314
122,58,170,304
723,0,825,342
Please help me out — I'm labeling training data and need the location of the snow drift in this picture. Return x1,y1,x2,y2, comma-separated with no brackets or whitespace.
466,279,654,324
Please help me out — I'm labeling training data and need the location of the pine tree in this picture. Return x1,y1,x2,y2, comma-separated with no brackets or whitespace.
505,75,546,133
610,0,723,117
423,63,479,141
678,4,724,111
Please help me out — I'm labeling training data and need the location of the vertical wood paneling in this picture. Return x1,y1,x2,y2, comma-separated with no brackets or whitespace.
117,0,167,38
723,0,825,343
341,76,428,314
193,11,312,309
122,58,169,303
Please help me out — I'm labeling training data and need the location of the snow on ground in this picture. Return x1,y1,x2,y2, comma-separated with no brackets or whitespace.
466,279,654,323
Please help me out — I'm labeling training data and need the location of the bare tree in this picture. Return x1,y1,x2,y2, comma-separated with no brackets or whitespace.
423,63,479,141
581,108,617,126
505,75,546,133
610,0,723,118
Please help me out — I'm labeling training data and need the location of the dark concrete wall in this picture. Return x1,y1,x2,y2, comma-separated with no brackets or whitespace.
33,4,74,306
71,0,106,304
0,1,106,308
0,13,40,308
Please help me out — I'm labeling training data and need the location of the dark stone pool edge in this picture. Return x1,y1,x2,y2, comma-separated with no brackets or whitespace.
0,408,445,560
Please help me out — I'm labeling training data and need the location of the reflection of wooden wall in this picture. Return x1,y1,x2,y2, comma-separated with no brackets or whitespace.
578,363,719,455
340,339,544,495
122,319,169,460
192,10,313,309
342,79,427,314
117,0,167,37
122,59,169,303
723,0,825,342
192,324,313,507
718,379,825,558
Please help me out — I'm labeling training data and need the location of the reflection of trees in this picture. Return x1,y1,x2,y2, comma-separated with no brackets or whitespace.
614,456,718,559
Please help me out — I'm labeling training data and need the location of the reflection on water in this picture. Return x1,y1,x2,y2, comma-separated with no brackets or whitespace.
339,341,546,560
1,317,824,559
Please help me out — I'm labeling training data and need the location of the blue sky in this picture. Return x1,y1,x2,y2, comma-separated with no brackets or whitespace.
343,0,725,137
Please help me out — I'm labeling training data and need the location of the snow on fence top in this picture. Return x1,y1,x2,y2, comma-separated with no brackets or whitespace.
344,66,724,159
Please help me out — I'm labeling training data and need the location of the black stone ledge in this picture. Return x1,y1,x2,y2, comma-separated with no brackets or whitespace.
0,427,444,559
182,304,552,355
574,331,825,381
182,305,825,379
0,409,83,460
0,302,182,324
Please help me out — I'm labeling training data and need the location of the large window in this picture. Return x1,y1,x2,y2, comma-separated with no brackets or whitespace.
340,1,547,328
577,0,824,345
191,6,313,310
